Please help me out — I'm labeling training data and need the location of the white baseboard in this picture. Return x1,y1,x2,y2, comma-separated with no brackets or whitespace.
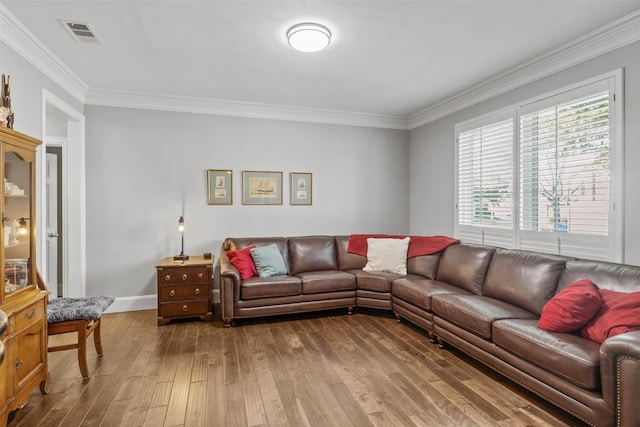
104,295,156,313
103,290,220,313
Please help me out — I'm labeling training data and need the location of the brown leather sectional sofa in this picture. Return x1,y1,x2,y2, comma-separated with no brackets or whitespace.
219,235,640,427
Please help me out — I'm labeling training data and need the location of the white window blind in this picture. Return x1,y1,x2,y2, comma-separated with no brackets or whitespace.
520,91,609,235
456,116,514,247
518,79,614,260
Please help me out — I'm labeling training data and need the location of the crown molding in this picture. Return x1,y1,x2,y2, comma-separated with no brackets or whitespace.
2,1,640,131
84,89,411,130
408,10,640,130
0,3,88,103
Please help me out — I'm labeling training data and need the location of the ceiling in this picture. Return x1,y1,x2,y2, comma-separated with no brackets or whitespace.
3,1,640,125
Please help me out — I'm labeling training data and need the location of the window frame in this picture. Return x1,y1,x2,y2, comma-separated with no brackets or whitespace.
454,69,624,262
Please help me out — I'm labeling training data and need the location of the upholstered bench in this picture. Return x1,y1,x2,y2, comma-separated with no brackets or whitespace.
47,296,115,379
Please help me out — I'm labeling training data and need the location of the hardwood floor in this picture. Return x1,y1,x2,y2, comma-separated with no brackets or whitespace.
7,308,587,427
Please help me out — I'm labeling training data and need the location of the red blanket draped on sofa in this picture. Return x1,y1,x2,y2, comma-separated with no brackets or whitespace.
347,234,460,258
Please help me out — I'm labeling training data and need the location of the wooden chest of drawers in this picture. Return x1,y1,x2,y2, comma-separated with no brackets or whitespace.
156,256,213,325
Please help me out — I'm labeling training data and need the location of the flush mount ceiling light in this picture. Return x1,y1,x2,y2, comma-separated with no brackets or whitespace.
287,23,331,52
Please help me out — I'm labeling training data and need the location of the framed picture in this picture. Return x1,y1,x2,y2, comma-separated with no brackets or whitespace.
290,172,312,205
242,170,283,205
207,169,233,205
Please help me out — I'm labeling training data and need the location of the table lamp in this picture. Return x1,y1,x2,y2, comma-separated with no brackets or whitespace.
173,216,189,261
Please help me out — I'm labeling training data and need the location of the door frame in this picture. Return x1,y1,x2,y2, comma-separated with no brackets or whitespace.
45,142,63,298
40,89,86,297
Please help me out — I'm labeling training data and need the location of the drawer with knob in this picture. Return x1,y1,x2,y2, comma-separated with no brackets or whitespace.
158,283,208,301
159,300,210,318
160,266,210,284
13,298,45,333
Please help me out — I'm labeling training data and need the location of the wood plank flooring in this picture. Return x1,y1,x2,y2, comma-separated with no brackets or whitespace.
7,308,587,427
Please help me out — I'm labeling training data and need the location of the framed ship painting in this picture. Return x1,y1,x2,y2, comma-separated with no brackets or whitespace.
242,170,283,205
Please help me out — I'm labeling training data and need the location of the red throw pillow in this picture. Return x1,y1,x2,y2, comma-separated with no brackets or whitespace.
581,289,640,344
539,279,602,333
226,245,257,280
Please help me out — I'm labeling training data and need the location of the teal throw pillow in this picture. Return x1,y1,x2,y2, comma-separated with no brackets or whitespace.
250,244,288,278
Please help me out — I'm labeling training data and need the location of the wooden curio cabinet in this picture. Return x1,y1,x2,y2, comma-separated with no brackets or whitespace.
0,127,49,425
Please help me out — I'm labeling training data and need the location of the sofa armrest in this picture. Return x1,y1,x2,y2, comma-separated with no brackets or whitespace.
219,250,240,282
600,330,640,424
219,249,241,326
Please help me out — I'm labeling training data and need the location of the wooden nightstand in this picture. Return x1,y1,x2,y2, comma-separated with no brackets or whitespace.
156,256,213,326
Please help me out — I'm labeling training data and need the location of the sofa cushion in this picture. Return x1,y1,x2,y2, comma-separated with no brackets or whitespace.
47,296,115,323
226,245,257,280
352,270,400,293
559,260,640,293
432,294,537,339
288,236,338,275
493,319,601,390
392,278,472,312
406,253,441,279
539,279,602,333
581,289,640,343
296,270,356,294
335,236,367,271
240,276,302,300
435,244,495,294
363,237,410,275
251,245,288,277
483,249,567,315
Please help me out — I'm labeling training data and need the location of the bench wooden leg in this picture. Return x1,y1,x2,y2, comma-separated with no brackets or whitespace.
78,321,89,379
93,318,103,356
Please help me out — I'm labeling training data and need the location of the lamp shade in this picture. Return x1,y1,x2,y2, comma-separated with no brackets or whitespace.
287,23,331,52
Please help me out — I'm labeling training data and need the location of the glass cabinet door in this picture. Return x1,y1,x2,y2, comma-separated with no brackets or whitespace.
3,151,32,296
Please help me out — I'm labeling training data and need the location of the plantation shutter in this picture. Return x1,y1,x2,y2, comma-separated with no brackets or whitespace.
518,79,612,259
457,116,514,247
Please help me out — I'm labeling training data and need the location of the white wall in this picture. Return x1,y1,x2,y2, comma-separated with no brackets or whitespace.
409,41,640,265
85,106,410,298
0,42,83,139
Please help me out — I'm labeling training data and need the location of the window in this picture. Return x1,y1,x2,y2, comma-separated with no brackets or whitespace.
458,119,514,228
520,87,610,236
455,72,622,262
457,114,515,248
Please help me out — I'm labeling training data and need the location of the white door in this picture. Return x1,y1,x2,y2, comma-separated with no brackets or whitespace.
46,152,59,298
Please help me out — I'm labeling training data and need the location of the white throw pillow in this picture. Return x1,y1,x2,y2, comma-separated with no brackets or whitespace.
362,237,410,275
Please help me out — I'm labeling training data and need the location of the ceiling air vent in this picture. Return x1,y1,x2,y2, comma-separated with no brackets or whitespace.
59,20,103,44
